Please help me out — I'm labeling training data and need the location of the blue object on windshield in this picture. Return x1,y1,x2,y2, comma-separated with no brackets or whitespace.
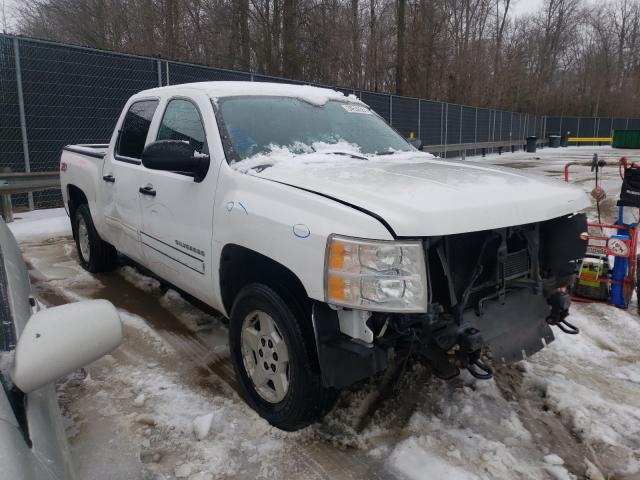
228,126,257,157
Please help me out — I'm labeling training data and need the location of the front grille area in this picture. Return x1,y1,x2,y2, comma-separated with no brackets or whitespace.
426,226,536,312
504,249,529,280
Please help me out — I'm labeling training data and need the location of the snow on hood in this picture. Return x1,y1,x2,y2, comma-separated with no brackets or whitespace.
231,146,591,237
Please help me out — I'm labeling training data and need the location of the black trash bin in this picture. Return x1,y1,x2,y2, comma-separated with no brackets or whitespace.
526,136,537,153
548,135,561,148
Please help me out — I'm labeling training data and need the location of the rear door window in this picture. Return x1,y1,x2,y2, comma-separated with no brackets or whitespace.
116,100,159,160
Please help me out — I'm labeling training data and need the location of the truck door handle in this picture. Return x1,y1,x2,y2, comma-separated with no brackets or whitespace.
102,174,115,183
139,185,156,197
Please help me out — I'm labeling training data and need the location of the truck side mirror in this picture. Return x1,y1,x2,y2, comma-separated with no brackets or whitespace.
11,300,122,394
141,140,210,182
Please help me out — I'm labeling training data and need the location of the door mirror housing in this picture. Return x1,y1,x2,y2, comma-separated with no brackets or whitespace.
11,300,122,394
141,140,210,182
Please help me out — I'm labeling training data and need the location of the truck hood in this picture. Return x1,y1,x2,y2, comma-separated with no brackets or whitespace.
239,153,591,237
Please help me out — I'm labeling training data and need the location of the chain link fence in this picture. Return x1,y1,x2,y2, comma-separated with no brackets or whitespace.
546,116,640,139
1,34,637,210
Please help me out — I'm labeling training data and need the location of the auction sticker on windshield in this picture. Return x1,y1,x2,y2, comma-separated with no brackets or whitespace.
342,104,372,114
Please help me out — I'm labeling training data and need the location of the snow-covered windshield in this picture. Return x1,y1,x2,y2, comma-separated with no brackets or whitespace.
215,97,413,162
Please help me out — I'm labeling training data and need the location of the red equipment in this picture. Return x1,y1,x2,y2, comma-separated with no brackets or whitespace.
564,157,639,307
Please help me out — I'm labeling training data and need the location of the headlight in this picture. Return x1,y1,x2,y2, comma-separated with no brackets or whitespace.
325,235,428,312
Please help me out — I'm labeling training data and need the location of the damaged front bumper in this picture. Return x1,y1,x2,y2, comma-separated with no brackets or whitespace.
312,288,573,389
312,213,588,389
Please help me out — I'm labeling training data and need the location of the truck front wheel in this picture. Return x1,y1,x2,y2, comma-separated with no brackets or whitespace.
73,204,117,273
229,283,337,430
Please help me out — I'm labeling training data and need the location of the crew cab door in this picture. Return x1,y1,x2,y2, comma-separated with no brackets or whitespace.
138,95,218,303
101,99,159,262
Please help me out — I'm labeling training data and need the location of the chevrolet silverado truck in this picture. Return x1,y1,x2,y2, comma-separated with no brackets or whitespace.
60,82,590,430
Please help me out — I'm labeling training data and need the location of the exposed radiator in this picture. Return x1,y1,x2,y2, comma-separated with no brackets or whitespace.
504,249,530,280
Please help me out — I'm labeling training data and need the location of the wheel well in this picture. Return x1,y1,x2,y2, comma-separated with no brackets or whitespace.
220,244,311,320
67,184,88,218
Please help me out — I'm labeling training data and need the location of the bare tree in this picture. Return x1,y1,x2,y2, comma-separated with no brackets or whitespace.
12,0,640,116
1,0,8,33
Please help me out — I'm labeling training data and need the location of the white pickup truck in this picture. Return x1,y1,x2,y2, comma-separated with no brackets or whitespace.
60,81,590,430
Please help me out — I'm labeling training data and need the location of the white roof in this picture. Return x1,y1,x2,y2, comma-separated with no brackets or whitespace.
137,81,361,106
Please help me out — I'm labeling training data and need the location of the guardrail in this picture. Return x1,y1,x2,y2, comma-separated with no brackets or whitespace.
0,171,60,223
423,138,549,158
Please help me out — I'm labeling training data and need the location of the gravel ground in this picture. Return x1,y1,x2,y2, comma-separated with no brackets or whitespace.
9,146,640,480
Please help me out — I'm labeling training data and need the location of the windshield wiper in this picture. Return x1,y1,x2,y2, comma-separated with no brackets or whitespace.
376,151,396,156
249,163,273,173
322,151,368,160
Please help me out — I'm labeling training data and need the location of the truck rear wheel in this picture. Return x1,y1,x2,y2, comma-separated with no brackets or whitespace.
73,204,117,273
229,283,337,430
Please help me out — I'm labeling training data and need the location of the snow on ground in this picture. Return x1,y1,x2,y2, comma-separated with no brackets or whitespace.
8,206,71,242
470,145,636,223
7,146,640,479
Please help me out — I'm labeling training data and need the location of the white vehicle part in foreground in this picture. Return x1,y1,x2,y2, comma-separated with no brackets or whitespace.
12,300,122,393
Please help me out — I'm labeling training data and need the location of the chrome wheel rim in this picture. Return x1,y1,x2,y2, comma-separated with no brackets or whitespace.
241,310,290,403
77,215,90,263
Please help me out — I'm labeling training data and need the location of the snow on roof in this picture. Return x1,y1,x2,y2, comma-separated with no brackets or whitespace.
138,81,361,106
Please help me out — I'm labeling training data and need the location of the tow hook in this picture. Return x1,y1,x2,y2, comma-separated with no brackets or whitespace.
546,290,580,335
467,357,494,380
419,325,494,381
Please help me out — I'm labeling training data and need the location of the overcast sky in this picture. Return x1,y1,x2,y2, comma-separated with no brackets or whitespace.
511,0,545,17
1,0,16,32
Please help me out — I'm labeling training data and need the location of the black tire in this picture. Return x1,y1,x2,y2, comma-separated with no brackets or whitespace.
229,283,338,430
72,204,117,273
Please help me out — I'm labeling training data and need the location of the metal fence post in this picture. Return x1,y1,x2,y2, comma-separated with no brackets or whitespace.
509,112,513,152
474,107,478,157
440,102,444,146
389,95,393,126
417,100,421,139
443,103,448,158
516,114,520,148
156,59,162,87
492,110,497,154
13,38,34,211
510,115,516,153
166,61,170,85
459,105,462,144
